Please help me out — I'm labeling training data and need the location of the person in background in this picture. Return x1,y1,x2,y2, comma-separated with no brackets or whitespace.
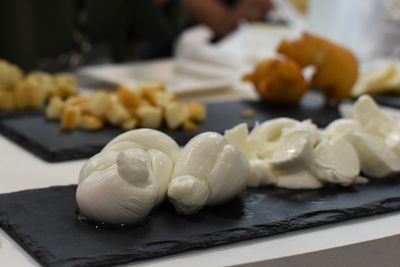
0,0,184,71
0,0,271,71
183,0,273,38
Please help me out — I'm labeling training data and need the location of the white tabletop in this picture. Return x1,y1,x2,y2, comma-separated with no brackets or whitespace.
1,127,400,267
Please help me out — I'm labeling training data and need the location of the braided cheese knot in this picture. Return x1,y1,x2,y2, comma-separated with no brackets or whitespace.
76,129,180,224
168,132,249,215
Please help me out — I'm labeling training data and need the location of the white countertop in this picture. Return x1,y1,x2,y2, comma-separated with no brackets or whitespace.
1,130,400,267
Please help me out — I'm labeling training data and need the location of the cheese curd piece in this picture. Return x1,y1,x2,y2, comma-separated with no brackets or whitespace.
165,102,187,129
77,129,180,224
248,159,276,186
225,123,273,187
324,118,359,138
225,123,258,159
309,138,360,186
249,118,299,142
353,95,398,139
344,130,400,178
225,120,321,188
168,132,248,214
352,95,400,158
275,170,323,189
270,130,314,173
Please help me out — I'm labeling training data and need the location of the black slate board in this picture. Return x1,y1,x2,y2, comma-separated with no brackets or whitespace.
0,109,42,119
371,94,400,109
1,180,400,267
0,92,339,162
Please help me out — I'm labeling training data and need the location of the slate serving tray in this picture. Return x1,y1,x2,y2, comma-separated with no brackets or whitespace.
0,92,339,162
2,179,400,267
0,109,42,119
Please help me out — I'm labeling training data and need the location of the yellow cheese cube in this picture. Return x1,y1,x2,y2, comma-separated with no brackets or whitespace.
137,106,162,128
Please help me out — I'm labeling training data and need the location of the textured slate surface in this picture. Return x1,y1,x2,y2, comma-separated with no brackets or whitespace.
0,92,340,162
2,180,400,267
0,109,42,119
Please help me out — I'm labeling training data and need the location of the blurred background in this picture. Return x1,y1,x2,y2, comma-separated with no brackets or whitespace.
0,0,400,100
0,0,317,71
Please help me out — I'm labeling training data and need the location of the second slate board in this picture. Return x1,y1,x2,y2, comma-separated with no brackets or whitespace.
0,93,339,162
1,178,400,267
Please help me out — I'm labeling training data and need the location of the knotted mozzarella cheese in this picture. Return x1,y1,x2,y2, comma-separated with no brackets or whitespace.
168,132,249,214
76,129,180,224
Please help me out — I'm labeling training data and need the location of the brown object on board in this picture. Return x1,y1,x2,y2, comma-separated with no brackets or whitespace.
277,32,358,102
243,57,308,104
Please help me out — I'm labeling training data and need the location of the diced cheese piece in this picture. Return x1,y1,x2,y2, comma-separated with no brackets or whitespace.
121,118,138,131
0,59,24,91
187,102,206,121
0,90,15,111
117,85,142,113
137,106,162,128
46,96,65,119
183,120,198,132
52,73,77,98
65,95,89,107
27,71,54,95
89,91,109,117
140,82,165,104
14,79,46,109
61,106,82,130
80,115,104,130
105,99,130,126
165,102,187,129
153,91,175,107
